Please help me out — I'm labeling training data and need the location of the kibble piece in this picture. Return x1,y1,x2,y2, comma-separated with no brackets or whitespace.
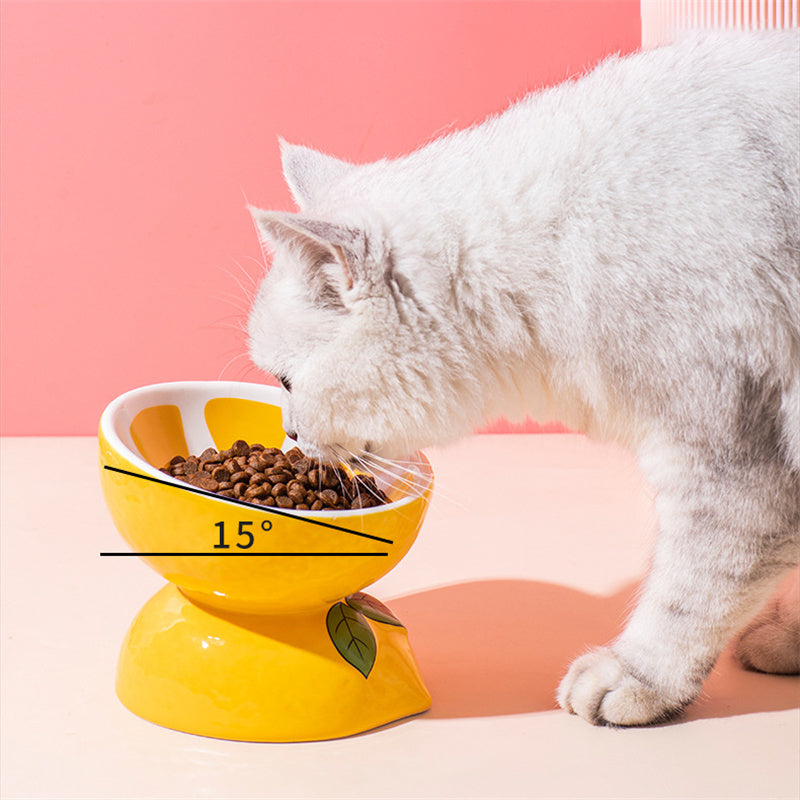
318,488,339,507
275,495,294,509
271,482,288,498
287,482,306,505
257,451,276,469
244,484,267,500
285,447,304,464
211,466,231,482
187,472,219,492
230,439,249,456
351,495,376,509
320,466,341,489
353,475,388,504
293,457,311,475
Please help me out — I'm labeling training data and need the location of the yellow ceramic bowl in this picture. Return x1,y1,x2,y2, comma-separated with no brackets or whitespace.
99,381,434,614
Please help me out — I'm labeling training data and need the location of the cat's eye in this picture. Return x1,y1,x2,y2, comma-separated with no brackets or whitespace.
277,375,292,393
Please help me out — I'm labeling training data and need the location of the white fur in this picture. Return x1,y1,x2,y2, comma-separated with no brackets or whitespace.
248,32,800,725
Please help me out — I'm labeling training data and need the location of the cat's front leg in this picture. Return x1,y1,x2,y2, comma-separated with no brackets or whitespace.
558,443,799,726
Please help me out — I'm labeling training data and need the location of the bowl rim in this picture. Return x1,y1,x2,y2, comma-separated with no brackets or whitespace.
99,380,433,518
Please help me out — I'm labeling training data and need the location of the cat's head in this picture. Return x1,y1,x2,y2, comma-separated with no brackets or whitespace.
247,142,484,462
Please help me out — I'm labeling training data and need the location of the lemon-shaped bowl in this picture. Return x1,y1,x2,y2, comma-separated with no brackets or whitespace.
98,381,433,613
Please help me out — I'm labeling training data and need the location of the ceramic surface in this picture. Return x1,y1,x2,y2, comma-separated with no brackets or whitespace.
99,381,433,740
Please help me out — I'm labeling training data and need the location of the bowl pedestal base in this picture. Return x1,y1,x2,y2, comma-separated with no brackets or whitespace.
116,584,431,742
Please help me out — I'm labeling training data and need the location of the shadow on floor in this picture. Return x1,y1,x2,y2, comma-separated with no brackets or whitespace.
386,579,799,723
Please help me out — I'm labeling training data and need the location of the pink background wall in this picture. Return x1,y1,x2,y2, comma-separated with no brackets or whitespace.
0,1,640,435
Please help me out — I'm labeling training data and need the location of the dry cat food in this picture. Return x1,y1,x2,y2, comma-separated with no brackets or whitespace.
160,440,389,511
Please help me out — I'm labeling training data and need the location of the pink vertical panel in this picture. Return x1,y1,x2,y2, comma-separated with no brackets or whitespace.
1,1,640,434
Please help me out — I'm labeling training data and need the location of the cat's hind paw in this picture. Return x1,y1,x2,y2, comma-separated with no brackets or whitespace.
557,649,688,727
734,600,800,675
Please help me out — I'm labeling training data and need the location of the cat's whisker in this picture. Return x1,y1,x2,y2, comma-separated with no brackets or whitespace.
357,450,425,476
329,445,356,504
358,449,468,511
338,448,395,489
239,253,271,273
351,451,432,500
218,258,259,298
214,280,255,307
216,351,259,382
331,446,373,500
205,313,250,335
210,263,259,338
213,292,251,313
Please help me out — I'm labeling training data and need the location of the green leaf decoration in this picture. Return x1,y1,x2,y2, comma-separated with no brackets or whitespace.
346,592,404,628
326,602,376,678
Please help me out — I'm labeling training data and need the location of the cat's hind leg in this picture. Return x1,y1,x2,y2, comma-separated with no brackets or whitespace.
558,441,799,726
734,568,800,675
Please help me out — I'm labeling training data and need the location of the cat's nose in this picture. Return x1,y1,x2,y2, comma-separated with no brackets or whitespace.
284,429,298,441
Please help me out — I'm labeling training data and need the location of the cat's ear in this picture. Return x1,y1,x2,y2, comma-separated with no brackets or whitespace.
250,207,365,296
279,139,352,210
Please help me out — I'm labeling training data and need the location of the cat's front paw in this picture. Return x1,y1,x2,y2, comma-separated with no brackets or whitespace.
557,649,688,727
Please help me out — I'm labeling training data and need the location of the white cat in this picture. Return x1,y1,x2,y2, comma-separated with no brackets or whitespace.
247,31,800,726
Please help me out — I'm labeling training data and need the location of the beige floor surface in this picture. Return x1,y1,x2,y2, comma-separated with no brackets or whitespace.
1,435,798,799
